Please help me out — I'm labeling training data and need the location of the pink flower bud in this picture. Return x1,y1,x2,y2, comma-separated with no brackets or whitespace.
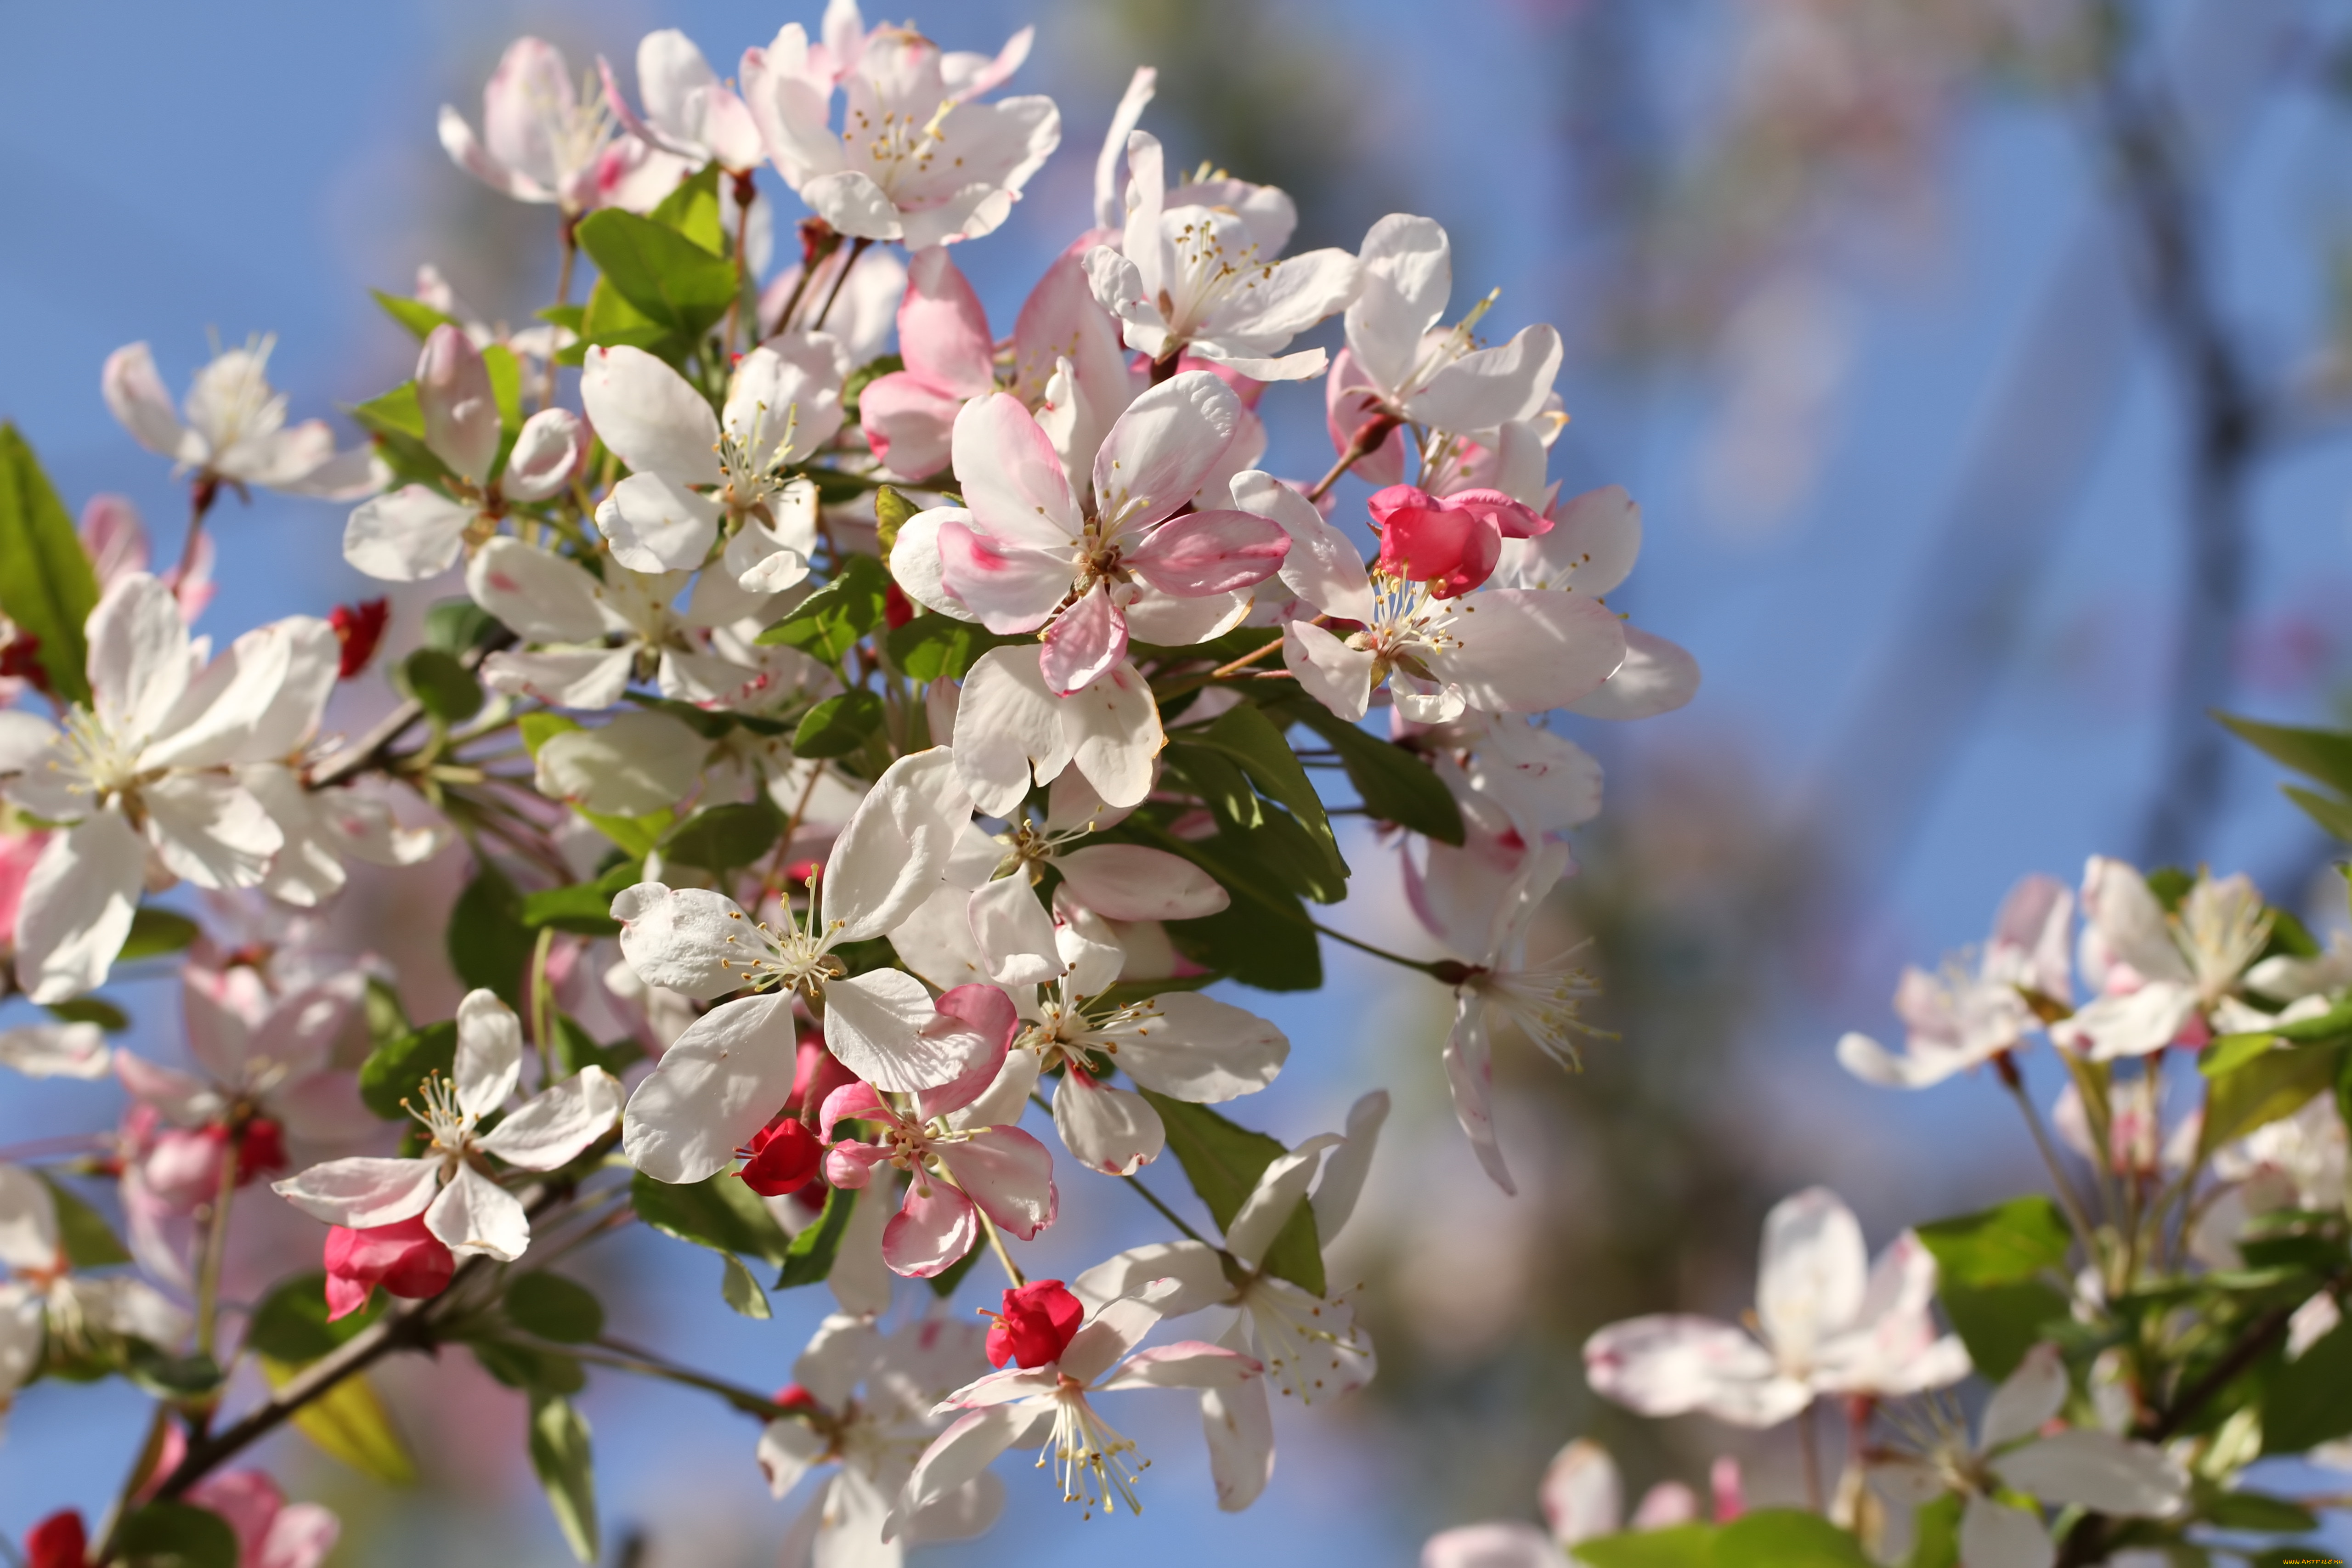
985,1280,1084,1370
416,324,500,484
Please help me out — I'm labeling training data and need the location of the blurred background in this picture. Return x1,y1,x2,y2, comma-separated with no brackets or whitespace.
6,0,2352,1561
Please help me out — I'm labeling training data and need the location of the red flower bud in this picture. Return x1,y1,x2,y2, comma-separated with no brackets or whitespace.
323,1215,455,1321
26,1509,87,1568
984,1279,1084,1370
329,599,390,679
233,1117,288,1182
882,581,915,630
0,631,52,696
739,1116,821,1197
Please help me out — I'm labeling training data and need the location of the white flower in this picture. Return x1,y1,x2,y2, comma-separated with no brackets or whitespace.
599,30,766,175
1869,1343,2188,1568
438,37,618,215
1839,872,2074,1089
0,1162,190,1409
102,338,379,499
0,1023,111,1081
581,340,842,575
1075,1091,1387,1511
758,1313,1004,1565
272,991,620,1262
1584,1187,1969,1427
1492,486,1701,722
2054,859,2273,1060
344,325,586,582
1085,131,1360,379
464,537,784,712
616,749,997,1183
888,1278,1265,1529
1337,214,1563,439
945,646,1165,818
1421,1438,1702,1568
741,4,1059,251
0,576,340,1002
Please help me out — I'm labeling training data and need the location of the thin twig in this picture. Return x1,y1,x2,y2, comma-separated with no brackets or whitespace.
811,238,870,333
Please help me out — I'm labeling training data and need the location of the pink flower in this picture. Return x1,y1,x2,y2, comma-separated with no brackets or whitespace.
819,985,1056,1278
438,38,618,215
860,249,999,481
184,1471,340,1568
324,1215,457,1322
1368,483,1547,599
985,1279,1086,1369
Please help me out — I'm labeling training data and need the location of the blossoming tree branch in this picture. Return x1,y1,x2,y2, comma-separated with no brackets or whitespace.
0,8,1692,1564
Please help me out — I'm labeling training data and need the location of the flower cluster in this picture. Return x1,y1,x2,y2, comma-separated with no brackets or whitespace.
0,5,1692,1561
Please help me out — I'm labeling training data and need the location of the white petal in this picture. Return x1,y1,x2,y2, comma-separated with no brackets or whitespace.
454,988,523,1119
950,647,1074,817
1283,620,1374,721
1063,658,1161,809
1582,1313,1809,1427
1230,470,1372,623
479,648,634,711
535,710,707,816
0,1166,61,1273
1566,627,1700,722
424,1160,532,1261
612,883,761,1000
1223,1138,1340,1271
1410,323,1562,433
579,345,723,486
825,969,987,1093
595,472,724,572
468,537,611,643
1071,1240,1229,1316
270,1156,443,1228
1052,1072,1164,1175
343,487,475,582
1054,844,1228,921
888,507,983,622
822,747,970,941
0,1022,111,1081
1308,1090,1389,1245
1991,1431,2187,1518
1429,589,1626,715
969,876,1064,988
101,343,190,458
1755,1187,1869,1367
1105,991,1288,1103
1959,1496,2054,1568
1539,1438,1624,1546
478,1066,622,1169
17,811,146,1003
1418,1523,1558,1568
622,992,800,1183
1981,1342,2068,1449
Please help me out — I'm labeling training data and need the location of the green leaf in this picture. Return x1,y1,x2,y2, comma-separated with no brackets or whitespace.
1141,1093,1324,1294
575,207,738,340
1136,817,1323,990
2262,1317,2352,1451
396,646,484,725
35,1172,130,1267
550,1014,645,1080
660,798,783,872
794,689,886,759
1915,1196,2071,1284
119,906,201,962
472,1338,586,1395
721,1251,773,1319
874,483,918,554
646,162,727,255
117,1502,239,1568
246,1272,384,1362
448,864,536,1005
1187,702,1348,887
506,1272,607,1344
424,597,501,653
2202,1489,2318,1533
842,355,906,424
259,1357,415,1484
0,423,100,704
120,1345,226,1400
518,861,645,937
359,1020,458,1119
1571,1524,1717,1568
1166,740,1262,830
372,288,458,340
2218,712,2352,800
574,275,675,359
346,381,451,484
778,1184,858,1289
1915,1196,2074,1380
2282,784,2352,843
758,552,889,660
927,1244,985,1298
527,1393,601,1564
537,304,586,332
2199,1042,2344,1156
884,613,1019,682
1903,1493,1962,1568
1712,1510,1874,1567
1275,697,1465,844
631,1170,793,1268
45,997,128,1032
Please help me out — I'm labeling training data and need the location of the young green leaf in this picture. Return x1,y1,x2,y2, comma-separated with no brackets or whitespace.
776,1184,859,1289
659,799,783,872
794,689,886,759
505,1272,607,1344
527,1393,601,1564
720,1251,773,1319
885,613,1019,682
396,646,485,725
758,552,889,660
646,162,727,255
1563,1523,1717,1568
448,864,537,1004
1275,696,1465,845
358,1020,458,1119
35,1172,130,1267
119,907,201,962
117,1501,240,1568
246,1271,386,1362
371,289,459,340
0,423,101,705
1914,1197,2073,1381
575,208,737,340
424,597,502,653
874,482,918,554
630,1170,794,1268
257,1357,417,1485
45,997,129,1032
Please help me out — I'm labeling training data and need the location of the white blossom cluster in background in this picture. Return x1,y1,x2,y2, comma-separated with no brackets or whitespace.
0,4,1702,1563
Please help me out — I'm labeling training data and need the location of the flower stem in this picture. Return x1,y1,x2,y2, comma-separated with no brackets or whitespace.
529,925,557,1085
1309,920,1447,978
811,237,870,333
175,475,219,597
1798,1399,1824,1514
541,218,577,411
1305,415,1400,504
1994,1056,2103,1268
194,1135,241,1360
578,1338,800,1422
1121,1171,1212,1248
977,1207,1025,1288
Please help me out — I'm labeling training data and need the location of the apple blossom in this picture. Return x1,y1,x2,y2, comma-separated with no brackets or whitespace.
599,30,765,176
271,990,621,1262
908,376,1290,696
859,248,1000,481
0,1023,110,1081
181,1469,341,1568
616,748,995,1181
1584,1187,1968,1427
1490,486,1702,722
1086,131,1360,379
343,325,588,582
581,340,842,575
322,1216,455,1322
889,1277,1265,1526
1838,872,2074,1088
102,338,379,500
2053,858,2274,1059
439,37,621,215
1867,1343,2188,1568
758,1313,1004,1564
740,5,1058,250
1421,1438,1707,1568
944,645,1167,815
0,1163,189,1407
0,576,340,1002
